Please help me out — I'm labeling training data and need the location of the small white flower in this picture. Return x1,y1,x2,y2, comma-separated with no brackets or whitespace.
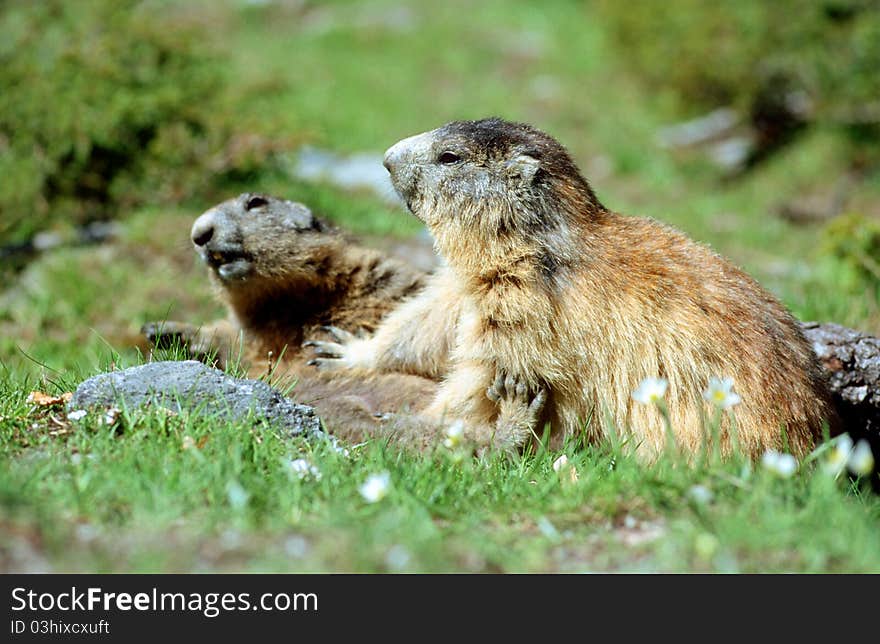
847,440,875,477
75,523,99,543
443,420,465,449
359,471,391,503
385,545,412,571
823,433,853,476
328,436,352,457
287,458,322,481
100,407,120,427
181,435,197,450
536,516,560,539
552,454,569,472
67,409,87,421
552,454,579,482
703,377,741,409
226,481,250,509
761,450,797,478
688,484,714,505
448,450,465,464
632,377,668,405
283,536,309,558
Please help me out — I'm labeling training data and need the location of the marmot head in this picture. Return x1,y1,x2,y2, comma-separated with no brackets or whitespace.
190,193,333,291
383,118,602,238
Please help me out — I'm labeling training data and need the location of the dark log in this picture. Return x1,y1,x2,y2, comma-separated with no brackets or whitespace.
801,321,880,442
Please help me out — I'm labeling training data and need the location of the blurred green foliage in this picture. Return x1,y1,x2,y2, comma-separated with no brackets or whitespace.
0,0,286,246
596,0,880,152
1,0,879,353
820,212,880,286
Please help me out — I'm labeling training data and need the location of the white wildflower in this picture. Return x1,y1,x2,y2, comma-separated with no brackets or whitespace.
703,376,741,409
75,523,99,543
761,450,797,478
552,454,579,483
536,516,560,540
287,458,322,481
443,420,465,449
632,377,668,405
385,545,412,571
327,435,351,457
283,536,309,558
847,440,875,477
100,407,120,427
67,409,87,421
688,484,714,505
552,454,569,472
553,454,579,483
226,481,250,509
359,471,391,503
823,433,853,476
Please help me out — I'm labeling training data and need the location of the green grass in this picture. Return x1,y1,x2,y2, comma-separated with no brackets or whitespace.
2,0,879,572
3,381,878,572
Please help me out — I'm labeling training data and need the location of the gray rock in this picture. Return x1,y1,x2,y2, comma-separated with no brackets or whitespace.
69,360,325,441
288,146,403,207
656,107,740,149
801,321,880,440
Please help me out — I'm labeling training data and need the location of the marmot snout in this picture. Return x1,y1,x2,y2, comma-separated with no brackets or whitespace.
190,192,323,287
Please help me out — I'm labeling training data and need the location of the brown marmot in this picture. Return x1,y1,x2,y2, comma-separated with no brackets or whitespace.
307,118,840,459
143,192,538,447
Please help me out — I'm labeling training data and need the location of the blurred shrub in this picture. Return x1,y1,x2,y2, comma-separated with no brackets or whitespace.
595,0,880,160
819,212,880,287
0,0,288,246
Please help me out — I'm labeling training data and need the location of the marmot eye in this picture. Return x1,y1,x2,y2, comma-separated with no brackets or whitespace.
245,196,269,211
437,151,461,165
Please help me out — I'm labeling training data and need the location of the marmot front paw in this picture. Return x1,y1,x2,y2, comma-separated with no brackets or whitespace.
141,321,199,349
487,372,548,451
304,325,370,371
487,372,547,418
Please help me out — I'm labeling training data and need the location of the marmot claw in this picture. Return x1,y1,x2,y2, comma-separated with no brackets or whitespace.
486,371,544,411
306,357,346,371
302,339,345,358
321,325,357,343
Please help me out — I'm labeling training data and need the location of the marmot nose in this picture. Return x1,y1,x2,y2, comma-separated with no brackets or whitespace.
191,215,215,247
383,141,408,177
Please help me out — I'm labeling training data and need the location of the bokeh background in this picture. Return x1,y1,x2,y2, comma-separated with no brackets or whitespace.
2,0,879,374
3,0,880,576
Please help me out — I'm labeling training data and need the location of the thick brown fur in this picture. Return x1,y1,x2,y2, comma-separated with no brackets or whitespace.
144,193,532,448
144,193,433,445
308,118,840,460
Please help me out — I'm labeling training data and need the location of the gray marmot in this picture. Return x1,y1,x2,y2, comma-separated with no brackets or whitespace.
144,192,538,447
307,118,840,459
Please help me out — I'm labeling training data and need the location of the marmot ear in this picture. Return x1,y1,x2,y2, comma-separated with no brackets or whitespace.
507,153,541,183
